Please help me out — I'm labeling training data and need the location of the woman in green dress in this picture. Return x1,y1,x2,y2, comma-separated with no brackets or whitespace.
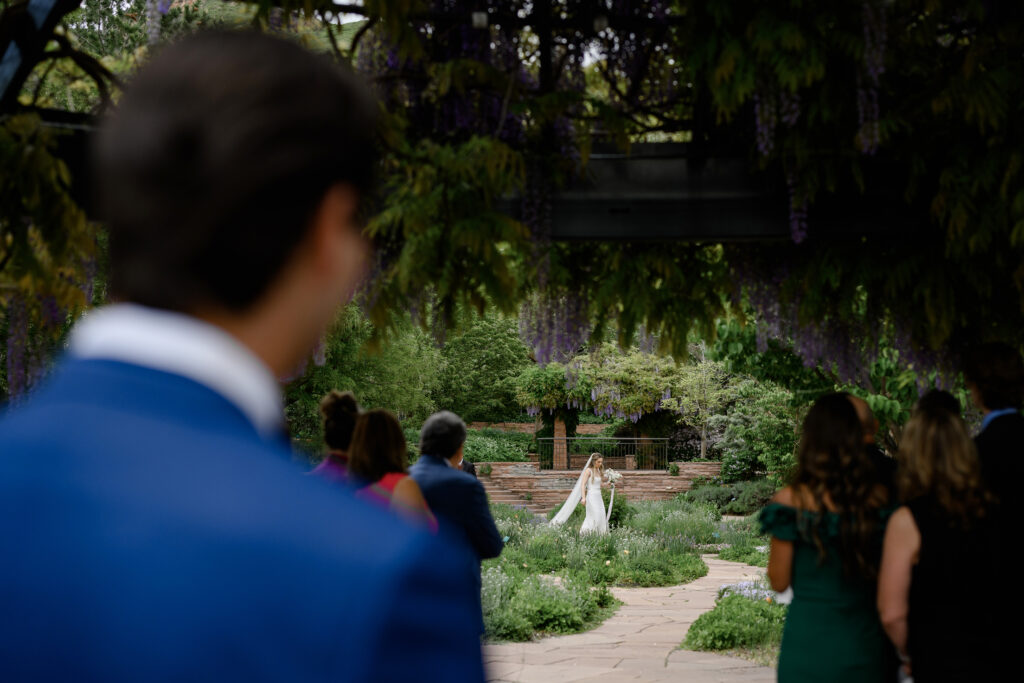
760,393,893,682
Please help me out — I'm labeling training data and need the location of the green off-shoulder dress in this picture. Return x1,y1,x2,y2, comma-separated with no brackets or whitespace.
759,503,892,683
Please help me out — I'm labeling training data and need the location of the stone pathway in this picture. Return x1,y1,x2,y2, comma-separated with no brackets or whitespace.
484,555,775,683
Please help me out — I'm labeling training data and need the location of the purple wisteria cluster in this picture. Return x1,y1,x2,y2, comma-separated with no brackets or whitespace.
4,295,29,401
518,292,591,367
732,250,956,387
734,253,877,384
145,0,170,46
753,89,777,158
857,1,887,154
785,169,808,244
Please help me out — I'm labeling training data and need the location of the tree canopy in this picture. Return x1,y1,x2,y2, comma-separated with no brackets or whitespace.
3,0,1023,402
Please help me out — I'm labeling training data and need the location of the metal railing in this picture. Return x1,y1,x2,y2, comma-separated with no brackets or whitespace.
536,437,670,471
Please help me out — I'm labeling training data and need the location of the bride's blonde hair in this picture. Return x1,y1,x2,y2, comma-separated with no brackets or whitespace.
590,453,603,474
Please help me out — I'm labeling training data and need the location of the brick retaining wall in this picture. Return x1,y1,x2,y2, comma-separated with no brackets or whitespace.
467,422,607,435
480,461,722,514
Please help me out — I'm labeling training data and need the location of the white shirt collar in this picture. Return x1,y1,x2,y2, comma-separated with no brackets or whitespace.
69,304,284,438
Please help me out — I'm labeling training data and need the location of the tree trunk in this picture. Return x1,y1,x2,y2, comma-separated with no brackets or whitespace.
553,417,568,470
700,423,707,460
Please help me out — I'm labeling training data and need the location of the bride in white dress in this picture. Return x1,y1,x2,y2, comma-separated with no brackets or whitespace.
550,453,608,536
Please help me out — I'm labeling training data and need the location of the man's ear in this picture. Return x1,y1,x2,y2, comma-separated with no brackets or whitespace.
309,183,366,285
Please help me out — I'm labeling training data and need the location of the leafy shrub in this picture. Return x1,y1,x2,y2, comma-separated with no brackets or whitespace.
718,545,768,567
684,595,787,651
713,382,799,485
674,553,710,582
478,463,493,476
683,479,778,517
616,554,679,586
511,578,585,634
668,462,680,476
464,429,532,462
724,479,777,516
683,483,734,511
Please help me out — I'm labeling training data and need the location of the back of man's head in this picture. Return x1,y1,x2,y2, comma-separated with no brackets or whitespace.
93,31,377,313
963,342,1024,411
419,411,467,460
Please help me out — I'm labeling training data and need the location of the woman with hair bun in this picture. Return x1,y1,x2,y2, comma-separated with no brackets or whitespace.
878,393,1001,681
310,390,360,484
760,393,893,682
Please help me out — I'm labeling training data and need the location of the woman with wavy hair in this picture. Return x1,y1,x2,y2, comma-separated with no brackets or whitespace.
760,393,893,682
878,392,1000,681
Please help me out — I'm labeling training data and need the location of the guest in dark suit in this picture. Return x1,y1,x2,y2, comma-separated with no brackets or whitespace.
963,342,1024,507
461,458,478,477
410,411,503,630
0,32,484,682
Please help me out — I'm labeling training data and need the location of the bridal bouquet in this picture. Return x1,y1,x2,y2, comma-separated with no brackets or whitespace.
604,468,622,485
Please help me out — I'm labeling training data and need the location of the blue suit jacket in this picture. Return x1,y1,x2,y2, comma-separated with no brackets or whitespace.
0,359,485,682
408,454,503,563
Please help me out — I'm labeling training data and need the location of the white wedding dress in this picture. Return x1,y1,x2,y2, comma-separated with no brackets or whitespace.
579,474,608,536
550,455,609,536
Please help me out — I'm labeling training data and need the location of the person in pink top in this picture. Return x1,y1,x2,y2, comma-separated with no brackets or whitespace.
310,390,360,485
349,410,438,532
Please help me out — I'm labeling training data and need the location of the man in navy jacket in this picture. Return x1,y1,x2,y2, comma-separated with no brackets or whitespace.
0,32,484,682
410,412,503,630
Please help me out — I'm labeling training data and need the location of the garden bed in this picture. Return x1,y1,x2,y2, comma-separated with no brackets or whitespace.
484,497,723,641
682,579,786,667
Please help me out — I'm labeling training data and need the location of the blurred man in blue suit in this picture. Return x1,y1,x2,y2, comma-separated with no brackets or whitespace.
410,412,503,631
0,31,485,682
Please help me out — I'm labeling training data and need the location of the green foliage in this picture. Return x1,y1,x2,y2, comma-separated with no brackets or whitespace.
684,595,786,652
432,312,532,422
718,546,769,568
623,499,721,545
683,479,777,517
1,114,97,401
711,379,799,484
7,0,1024,401
283,306,440,446
515,362,591,419
668,462,680,476
717,517,771,567
365,135,527,335
464,429,532,462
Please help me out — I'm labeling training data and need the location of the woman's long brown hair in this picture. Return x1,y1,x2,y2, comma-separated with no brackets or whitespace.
898,405,991,526
791,393,888,581
347,409,407,484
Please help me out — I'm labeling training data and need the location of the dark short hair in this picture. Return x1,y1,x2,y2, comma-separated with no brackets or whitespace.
962,343,1024,410
347,410,407,483
319,390,360,451
93,31,377,312
419,411,467,459
915,389,961,417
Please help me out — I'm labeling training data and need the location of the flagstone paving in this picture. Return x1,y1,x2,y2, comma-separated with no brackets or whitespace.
484,555,775,683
